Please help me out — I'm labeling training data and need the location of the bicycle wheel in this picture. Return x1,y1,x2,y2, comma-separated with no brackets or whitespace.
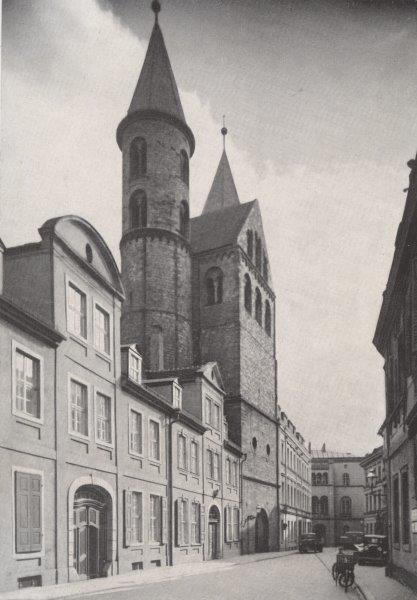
338,571,354,592
332,563,338,582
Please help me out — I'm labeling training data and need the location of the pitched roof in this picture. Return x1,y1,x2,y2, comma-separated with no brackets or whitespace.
191,200,255,254
202,150,240,214
128,21,185,123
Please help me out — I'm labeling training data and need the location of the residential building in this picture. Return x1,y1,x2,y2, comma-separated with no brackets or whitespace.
311,448,365,546
373,153,417,591
279,410,312,550
360,446,387,536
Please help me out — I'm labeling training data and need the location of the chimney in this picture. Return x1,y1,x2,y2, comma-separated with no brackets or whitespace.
308,441,312,453
321,443,326,453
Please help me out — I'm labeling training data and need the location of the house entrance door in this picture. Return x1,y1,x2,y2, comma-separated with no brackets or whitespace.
73,488,107,579
207,505,220,560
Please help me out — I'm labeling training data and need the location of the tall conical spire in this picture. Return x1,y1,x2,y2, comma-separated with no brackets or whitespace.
128,2,186,123
202,123,240,214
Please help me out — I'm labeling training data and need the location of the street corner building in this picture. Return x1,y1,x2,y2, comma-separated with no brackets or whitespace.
0,4,313,593
310,447,365,547
373,155,417,591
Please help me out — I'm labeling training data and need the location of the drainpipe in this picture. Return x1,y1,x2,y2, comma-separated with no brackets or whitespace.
168,408,180,566
240,452,247,553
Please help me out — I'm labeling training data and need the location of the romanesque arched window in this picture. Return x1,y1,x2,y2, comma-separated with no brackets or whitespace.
247,230,253,259
180,150,189,186
244,274,252,314
316,473,322,485
179,201,189,238
129,190,147,229
263,253,268,282
312,496,319,515
130,137,147,179
265,300,271,336
320,496,328,515
255,288,262,325
340,496,351,516
206,267,223,305
322,473,328,485
255,234,262,271
343,473,350,486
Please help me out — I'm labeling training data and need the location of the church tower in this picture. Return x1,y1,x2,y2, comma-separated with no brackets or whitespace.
117,2,195,370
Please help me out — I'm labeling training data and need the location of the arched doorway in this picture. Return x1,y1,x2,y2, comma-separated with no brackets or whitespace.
207,506,220,560
72,485,112,579
313,523,326,546
255,509,269,553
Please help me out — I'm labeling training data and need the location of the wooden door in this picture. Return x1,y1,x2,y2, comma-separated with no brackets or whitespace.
208,522,218,559
74,507,88,578
88,507,100,578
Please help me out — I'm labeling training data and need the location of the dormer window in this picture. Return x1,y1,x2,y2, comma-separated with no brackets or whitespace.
173,383,182,410
128,348,142,384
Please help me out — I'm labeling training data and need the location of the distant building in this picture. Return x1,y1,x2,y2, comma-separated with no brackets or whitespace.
311,448,365,546
360,446,387,536
279,410,312,550
373,154,417,591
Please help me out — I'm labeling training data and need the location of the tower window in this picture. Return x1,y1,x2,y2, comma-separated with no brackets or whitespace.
265,300,271,336
244,274,252,314
180,150,189,186
263,254,268,281
149,325,164,371
206,267,223,305
130,137,147,179
255,234,262,271
246,230,253,259
179,201,189,238
129,190,147,229
255,288,262,325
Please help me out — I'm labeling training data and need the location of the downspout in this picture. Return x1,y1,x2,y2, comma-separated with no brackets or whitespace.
276,418,281,550
168,409,180,566
240,452,247,554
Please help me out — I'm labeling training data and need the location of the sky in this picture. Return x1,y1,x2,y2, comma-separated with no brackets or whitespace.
2,0,417,455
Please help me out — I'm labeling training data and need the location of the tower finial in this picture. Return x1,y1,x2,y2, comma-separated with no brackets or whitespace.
151,0,161,22
221,115,228,151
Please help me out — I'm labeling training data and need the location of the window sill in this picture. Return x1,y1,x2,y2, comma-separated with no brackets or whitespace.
96,441,114,450
14,550,44,561
94,348,112,363
149,459,162,467
70,433,90,443
129,451,144,461
14,413,43,427
129,543,144,549
68,332,88,348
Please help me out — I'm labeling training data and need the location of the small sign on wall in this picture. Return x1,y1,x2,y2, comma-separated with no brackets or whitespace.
412,522,417,534
411,508,417,522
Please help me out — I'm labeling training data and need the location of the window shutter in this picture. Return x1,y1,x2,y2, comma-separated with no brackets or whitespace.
224,507,229,542
412,259,417,352
124,490,132,547
184,499,190,545
162,497,168,544
200,504,206,543
30,475,42,552
175,499,180,546
15,472,31,553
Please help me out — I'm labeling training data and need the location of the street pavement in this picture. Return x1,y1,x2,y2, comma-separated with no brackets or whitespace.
64,551,358,600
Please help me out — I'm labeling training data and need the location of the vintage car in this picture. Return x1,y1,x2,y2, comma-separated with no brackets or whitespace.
340,531,364,551
356,535,388,566
299,533,323,553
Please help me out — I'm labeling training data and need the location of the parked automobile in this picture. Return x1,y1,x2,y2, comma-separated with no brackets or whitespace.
357,535,388,566
340,531,364,551
299,533,323,553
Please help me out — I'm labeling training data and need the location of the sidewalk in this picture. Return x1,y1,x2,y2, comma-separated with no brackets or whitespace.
0,550,297,600
355,566,417,600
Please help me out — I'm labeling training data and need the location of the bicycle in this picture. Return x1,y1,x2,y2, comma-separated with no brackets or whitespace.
332,551,355,592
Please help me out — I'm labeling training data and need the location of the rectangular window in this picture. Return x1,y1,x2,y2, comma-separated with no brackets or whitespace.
401,470,410,545
129,410,143,455
226,506,233,542
232,461,238,487
393,475,400,544
190,441,198,474
173,384,182,409
15,348,40,420
205,397,212,426
225,458,231,485
233,507,240,541
178,434,187,470
67,283,87,339
15,471,42,554
129,350,142,383
132,492,143,544
150,495,162,543
191,502,200,544
213,452,220,481
94,304,110,354
70,379,88,437
213,404,221,429
96,392,111,444
180,498,189,545
149,420,160,461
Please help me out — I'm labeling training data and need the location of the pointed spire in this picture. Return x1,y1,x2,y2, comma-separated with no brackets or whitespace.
202,141,240,214
128,2,186,123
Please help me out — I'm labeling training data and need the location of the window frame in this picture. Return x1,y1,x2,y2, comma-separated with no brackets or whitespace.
233,506,240,541
128,348,142,384
177,432,188,471
12,466,44,559
66,278,87,341
179,497,189,546
93,300,111,358
190,440,199,475
68,373,90,440
129,406,144,458
149,418,161,463
131,491,144,545
190,501,201,545
94,388,114,448
11,340,44,425
149,494,163,545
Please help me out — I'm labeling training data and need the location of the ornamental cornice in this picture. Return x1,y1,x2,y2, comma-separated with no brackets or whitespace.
120,227,191,252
